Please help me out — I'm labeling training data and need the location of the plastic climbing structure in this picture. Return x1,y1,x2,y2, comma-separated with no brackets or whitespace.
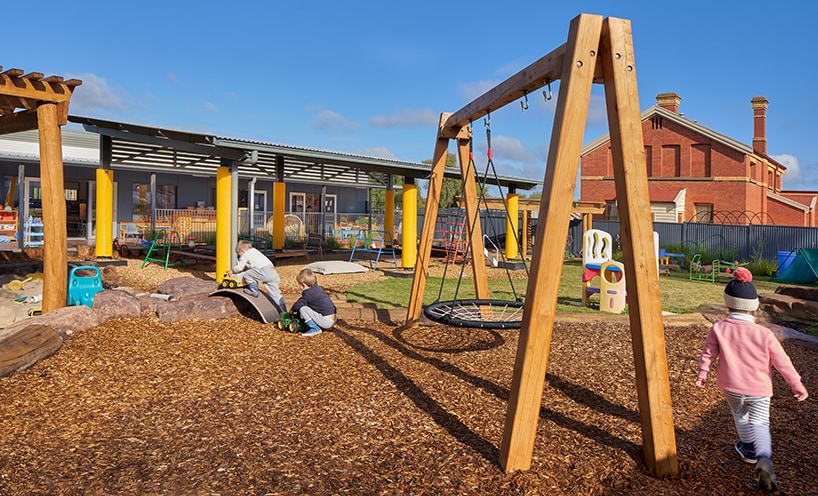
142,230,185,270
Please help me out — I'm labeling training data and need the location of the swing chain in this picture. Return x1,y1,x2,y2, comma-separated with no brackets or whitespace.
484,112,492,161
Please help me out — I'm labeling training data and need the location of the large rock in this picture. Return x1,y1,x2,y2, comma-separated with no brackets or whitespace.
156,277,218,300
92,290,142,323
760,293,818,323
0,324,63,378
1,305,99,339
775,285,818,303
155,294,239,323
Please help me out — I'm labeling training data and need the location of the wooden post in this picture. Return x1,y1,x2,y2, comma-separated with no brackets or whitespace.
273,156,286,250
405,116,451,325
456,132,490,299
600,16,678,476
500,13,603,472
37,103,68,313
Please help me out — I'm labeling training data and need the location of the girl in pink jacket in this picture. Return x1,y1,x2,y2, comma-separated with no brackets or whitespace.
696,267,808,492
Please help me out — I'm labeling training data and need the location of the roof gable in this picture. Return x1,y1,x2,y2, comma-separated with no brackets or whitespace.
581,105,755,157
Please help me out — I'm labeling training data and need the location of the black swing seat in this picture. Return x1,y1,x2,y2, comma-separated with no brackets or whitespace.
423,299,524,329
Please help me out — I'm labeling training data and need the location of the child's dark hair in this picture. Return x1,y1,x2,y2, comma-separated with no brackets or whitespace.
297,268,318,287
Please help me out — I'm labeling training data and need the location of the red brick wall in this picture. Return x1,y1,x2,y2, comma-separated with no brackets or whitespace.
767,197,809,226
580,115,784,224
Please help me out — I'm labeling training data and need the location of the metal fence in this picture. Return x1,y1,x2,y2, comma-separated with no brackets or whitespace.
567,220,818,262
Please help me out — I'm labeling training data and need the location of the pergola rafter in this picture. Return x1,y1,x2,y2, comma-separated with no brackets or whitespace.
0,65,82,313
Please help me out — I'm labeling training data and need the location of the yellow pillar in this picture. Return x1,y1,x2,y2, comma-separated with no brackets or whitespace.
94,169,114,258
505,192,519,260
384,189,395,246
216,166,232,282
273,181,286,250
401,182,417,269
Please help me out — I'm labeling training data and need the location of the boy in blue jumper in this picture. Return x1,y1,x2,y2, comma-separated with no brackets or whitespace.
291,268,336,337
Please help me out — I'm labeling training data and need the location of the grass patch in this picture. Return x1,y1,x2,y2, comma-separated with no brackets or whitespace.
344,260,786,314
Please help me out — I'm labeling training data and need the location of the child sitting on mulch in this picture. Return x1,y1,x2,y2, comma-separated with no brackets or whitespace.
291,268,336,337
227,240,286,311
695,267,809,493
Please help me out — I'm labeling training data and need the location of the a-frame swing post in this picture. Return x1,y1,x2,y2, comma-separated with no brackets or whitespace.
455,132,490,298
405,114,456,325
600,17,678,476
499,13,604,472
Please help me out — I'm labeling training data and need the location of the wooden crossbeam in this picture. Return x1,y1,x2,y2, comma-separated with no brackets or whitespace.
0,110,39,135
0,73,74,103
1,68,24,77
440,46,568,138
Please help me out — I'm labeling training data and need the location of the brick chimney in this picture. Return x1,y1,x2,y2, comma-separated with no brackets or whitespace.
751,96,768,155
656,92,681,113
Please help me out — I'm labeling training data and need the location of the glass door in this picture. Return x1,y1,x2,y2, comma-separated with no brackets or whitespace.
323,194,337,235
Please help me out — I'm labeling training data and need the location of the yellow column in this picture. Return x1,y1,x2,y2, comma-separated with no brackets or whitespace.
401,182,417,269
94,169,113,258
506,192,519,260
216,166,232,282
384,189,395,246
273,182,286,250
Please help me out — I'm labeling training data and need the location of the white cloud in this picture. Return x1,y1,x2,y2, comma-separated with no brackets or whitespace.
65,72,125,112
369,107,437,128
359,147,398,160
203,101,219,112
309,109,358,133
487,135,534,163
772,153,801,181
459,79,500,102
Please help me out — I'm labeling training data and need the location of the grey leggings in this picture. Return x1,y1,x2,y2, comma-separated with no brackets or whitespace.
237,266,285,309
298,306,336,329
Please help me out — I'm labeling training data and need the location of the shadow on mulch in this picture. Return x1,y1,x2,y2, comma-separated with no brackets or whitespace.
337,323,642,465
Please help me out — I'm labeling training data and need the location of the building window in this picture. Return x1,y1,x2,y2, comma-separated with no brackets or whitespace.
694,203,713,223
606,201,619,221
133,184,176,214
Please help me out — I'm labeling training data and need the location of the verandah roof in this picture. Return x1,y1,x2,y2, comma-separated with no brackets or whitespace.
68,115,540,191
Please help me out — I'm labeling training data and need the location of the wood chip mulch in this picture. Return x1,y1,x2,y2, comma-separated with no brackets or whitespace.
0,316,816,495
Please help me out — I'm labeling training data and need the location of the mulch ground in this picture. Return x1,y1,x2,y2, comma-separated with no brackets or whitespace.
0,315,815,495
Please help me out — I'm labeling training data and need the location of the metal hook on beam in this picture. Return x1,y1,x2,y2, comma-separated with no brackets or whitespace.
542,79,553,102
520,92,529,111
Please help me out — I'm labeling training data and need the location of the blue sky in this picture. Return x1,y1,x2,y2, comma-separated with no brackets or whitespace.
5,1,818,193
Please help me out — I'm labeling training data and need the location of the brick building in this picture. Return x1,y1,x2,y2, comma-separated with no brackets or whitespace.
580,93,817,226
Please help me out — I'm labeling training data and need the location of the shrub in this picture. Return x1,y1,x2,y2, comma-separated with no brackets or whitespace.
745,257,777,277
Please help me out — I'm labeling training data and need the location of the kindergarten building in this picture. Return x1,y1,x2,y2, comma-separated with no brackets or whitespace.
0,115,538,248
580,93,818,227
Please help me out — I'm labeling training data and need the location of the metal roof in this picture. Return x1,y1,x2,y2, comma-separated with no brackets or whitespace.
67,115,540,190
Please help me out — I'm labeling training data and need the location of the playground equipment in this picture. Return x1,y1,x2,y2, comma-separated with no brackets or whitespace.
141,230,185,270
404,14,676,475
349,230,398,271
209,287,283,324
599,260,626,313
688,254,738,283
67,266,103,308
581,229,613,307
421,111,530,330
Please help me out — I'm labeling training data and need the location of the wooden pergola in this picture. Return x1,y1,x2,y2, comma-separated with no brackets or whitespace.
0,67,82,313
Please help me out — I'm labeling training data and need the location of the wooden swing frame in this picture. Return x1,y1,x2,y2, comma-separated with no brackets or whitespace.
404,14,678,476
